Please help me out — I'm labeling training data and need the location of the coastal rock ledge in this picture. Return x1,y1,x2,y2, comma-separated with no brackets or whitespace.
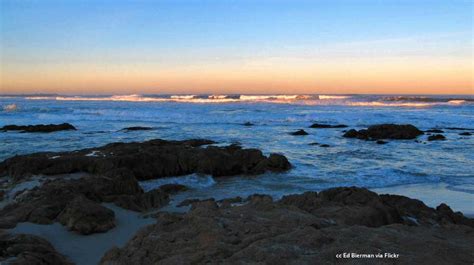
0,123,76,133
0,139,291,182
343,124,424,140
100,187,474,265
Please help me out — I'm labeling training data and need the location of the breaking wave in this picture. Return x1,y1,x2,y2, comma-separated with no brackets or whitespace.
21,94,473,107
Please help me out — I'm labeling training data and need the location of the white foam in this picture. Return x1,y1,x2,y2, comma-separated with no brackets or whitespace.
318,95,350,100
85,151,101,157
3,104,18,111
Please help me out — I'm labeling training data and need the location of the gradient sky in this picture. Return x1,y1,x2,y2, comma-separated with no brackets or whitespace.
0,0,473,95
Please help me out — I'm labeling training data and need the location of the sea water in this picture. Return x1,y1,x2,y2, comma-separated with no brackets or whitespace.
1,94,473,213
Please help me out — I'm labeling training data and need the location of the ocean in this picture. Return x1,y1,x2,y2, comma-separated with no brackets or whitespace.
1,94,473,213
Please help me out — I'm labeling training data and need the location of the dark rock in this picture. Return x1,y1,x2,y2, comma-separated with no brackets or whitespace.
0,123,76,133
0,232,72,265
445,127,473,130
100,187,474,265
309,123,348,129
459,132,472,136
0,169,173,230
343,124,423,140
158,184,188,194
121,126,153,131
58,195,115,235
114,189,170,212
319,144,330,147
177,198,215,208
217,196,243,207
428,134,446,141
290,129,308,136
308,142,319,146
425,129,444,133
243,122,254,126
0,139,291,182
376,140,388,144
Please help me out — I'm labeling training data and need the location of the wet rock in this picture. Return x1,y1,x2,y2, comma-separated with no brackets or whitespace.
0,169,173,230
100,187,474,265
114,188,169,212
0,139,291,182
428,134,446,141
290,129,308,136
0,232,72,265
0,123,76,133
121,126,153,131
243,122,254,126
459,132,472,136
425,129,444,133
343,124,423,140
58,195,115,235
177,198,204,207
309,123,348,128
376,140,388,144
158,184,188,194
319,144,330,147
308,142,319,146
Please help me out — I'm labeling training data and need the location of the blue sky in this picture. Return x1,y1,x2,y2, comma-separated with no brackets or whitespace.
1,0,472,94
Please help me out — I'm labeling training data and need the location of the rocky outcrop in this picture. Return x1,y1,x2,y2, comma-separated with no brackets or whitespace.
58,195,116,235
0,169,175,231
428,134,446,141
343,124,423,140
309,123,347,128
100,187,474,265
459,132,472,136
290,129,309,136
0,232,72,265
0,139,291,182
0,123,76,133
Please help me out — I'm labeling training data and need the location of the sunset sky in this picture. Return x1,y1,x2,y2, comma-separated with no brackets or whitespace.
1,0,472,95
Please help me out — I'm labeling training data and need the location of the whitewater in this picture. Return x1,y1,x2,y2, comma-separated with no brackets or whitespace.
1,94,473,214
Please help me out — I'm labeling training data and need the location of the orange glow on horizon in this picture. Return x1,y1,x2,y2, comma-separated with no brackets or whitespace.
1,56,472,95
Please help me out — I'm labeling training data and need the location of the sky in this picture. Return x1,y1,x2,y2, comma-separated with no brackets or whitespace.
0,0,472,95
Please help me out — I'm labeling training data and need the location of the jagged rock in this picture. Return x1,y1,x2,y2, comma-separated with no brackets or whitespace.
58,195,115,235
0,123,76,133
290,129,309,136
309,123,347,128
0,232,72,265
343,124,423,140
100,187,474,265
428,134,446,141
0,169,176,230
114,188,169,212
0,139,291,182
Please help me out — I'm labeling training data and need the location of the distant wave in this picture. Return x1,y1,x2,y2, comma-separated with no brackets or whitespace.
318,95,350,100
3,104,18,111
382,96,474,103
22,94,473,107
25,94,325,104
